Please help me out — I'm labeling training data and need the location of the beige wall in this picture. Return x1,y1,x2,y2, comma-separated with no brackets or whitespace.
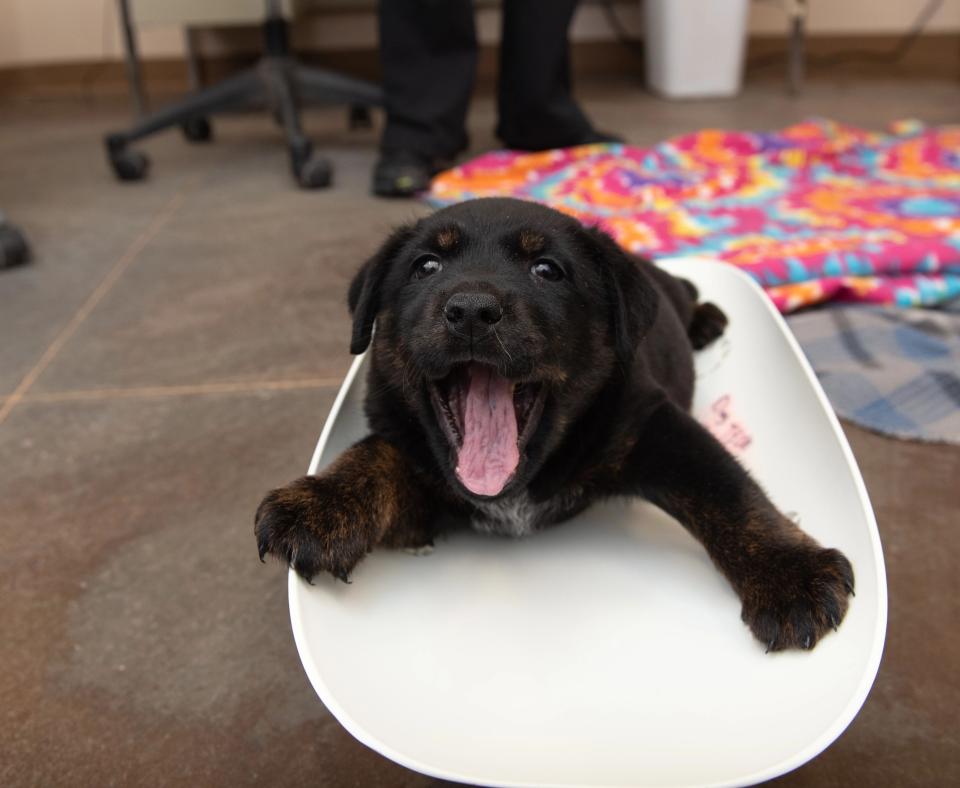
1,0,958,68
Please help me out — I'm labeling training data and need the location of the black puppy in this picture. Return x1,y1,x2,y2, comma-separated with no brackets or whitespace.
256,197,853,652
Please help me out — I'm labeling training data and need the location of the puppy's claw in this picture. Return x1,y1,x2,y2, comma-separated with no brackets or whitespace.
803,635,812,650
844,581,856,597
765,638,776,654
404,543,436,557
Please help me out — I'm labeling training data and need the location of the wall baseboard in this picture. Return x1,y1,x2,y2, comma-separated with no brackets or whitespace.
1,35,956,102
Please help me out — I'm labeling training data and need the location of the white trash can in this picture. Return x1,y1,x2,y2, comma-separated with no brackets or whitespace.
644,0,749,99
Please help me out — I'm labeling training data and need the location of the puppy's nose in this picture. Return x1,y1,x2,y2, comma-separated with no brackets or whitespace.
444,292,503,332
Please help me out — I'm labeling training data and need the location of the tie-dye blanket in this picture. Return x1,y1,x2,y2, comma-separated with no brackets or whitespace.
428,119,960,312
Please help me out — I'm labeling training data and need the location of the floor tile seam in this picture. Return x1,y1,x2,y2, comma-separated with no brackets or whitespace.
0,186,192,428
14,378,344,404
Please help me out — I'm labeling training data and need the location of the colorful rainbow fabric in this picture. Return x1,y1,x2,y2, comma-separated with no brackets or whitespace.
428,119,960,312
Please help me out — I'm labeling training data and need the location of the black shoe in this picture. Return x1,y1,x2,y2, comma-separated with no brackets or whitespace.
574,129,625,146
503,128,625,152
372,150,453,198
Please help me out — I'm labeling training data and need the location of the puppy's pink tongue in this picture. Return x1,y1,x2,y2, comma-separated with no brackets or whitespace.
456,364,519,497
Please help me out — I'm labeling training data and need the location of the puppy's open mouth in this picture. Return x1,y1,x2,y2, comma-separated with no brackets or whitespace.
427,363,546,498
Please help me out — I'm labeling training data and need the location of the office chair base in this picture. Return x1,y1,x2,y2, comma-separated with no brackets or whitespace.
105,14,381,189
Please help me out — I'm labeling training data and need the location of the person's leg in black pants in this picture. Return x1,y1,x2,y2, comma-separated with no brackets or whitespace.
497,0,616,150
374,0,620,196
374,0,477,196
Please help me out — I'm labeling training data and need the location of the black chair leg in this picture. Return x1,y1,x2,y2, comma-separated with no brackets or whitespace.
266,63,332,189
294,64,383,107
297,66,381,134
788,14,806,95
105,68,261,182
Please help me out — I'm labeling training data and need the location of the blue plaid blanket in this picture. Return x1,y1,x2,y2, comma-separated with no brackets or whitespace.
788,304,960,444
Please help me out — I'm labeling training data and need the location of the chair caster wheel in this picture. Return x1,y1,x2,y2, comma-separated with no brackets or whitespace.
107,139,150,181
297,154,332,189
181,116,212,142
348,104,373,131
0,222,30,269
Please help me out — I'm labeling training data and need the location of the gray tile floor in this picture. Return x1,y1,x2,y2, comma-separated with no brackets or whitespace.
1,76,958,786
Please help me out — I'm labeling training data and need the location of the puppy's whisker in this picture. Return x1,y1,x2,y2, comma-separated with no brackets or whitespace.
401,358,412,397
492,327,513,363
403,357,419,398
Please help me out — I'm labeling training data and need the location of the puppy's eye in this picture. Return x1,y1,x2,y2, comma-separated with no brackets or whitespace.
531,259,564,282
414,256,442,279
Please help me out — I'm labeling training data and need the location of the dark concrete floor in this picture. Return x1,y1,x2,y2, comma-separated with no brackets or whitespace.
1,76,958,787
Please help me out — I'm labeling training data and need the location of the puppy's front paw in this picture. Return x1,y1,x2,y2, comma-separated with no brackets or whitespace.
740,543,854,652
255,476,374,582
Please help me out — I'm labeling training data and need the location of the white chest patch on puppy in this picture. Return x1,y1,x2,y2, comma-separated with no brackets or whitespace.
471,493,542,537
470,490,579,538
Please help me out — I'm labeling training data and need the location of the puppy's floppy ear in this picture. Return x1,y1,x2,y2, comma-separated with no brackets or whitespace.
348,224,415,355
583,226,659,365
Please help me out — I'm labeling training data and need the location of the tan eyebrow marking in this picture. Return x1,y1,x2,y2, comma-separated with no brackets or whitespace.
518,229,546,255
435,226,461,251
